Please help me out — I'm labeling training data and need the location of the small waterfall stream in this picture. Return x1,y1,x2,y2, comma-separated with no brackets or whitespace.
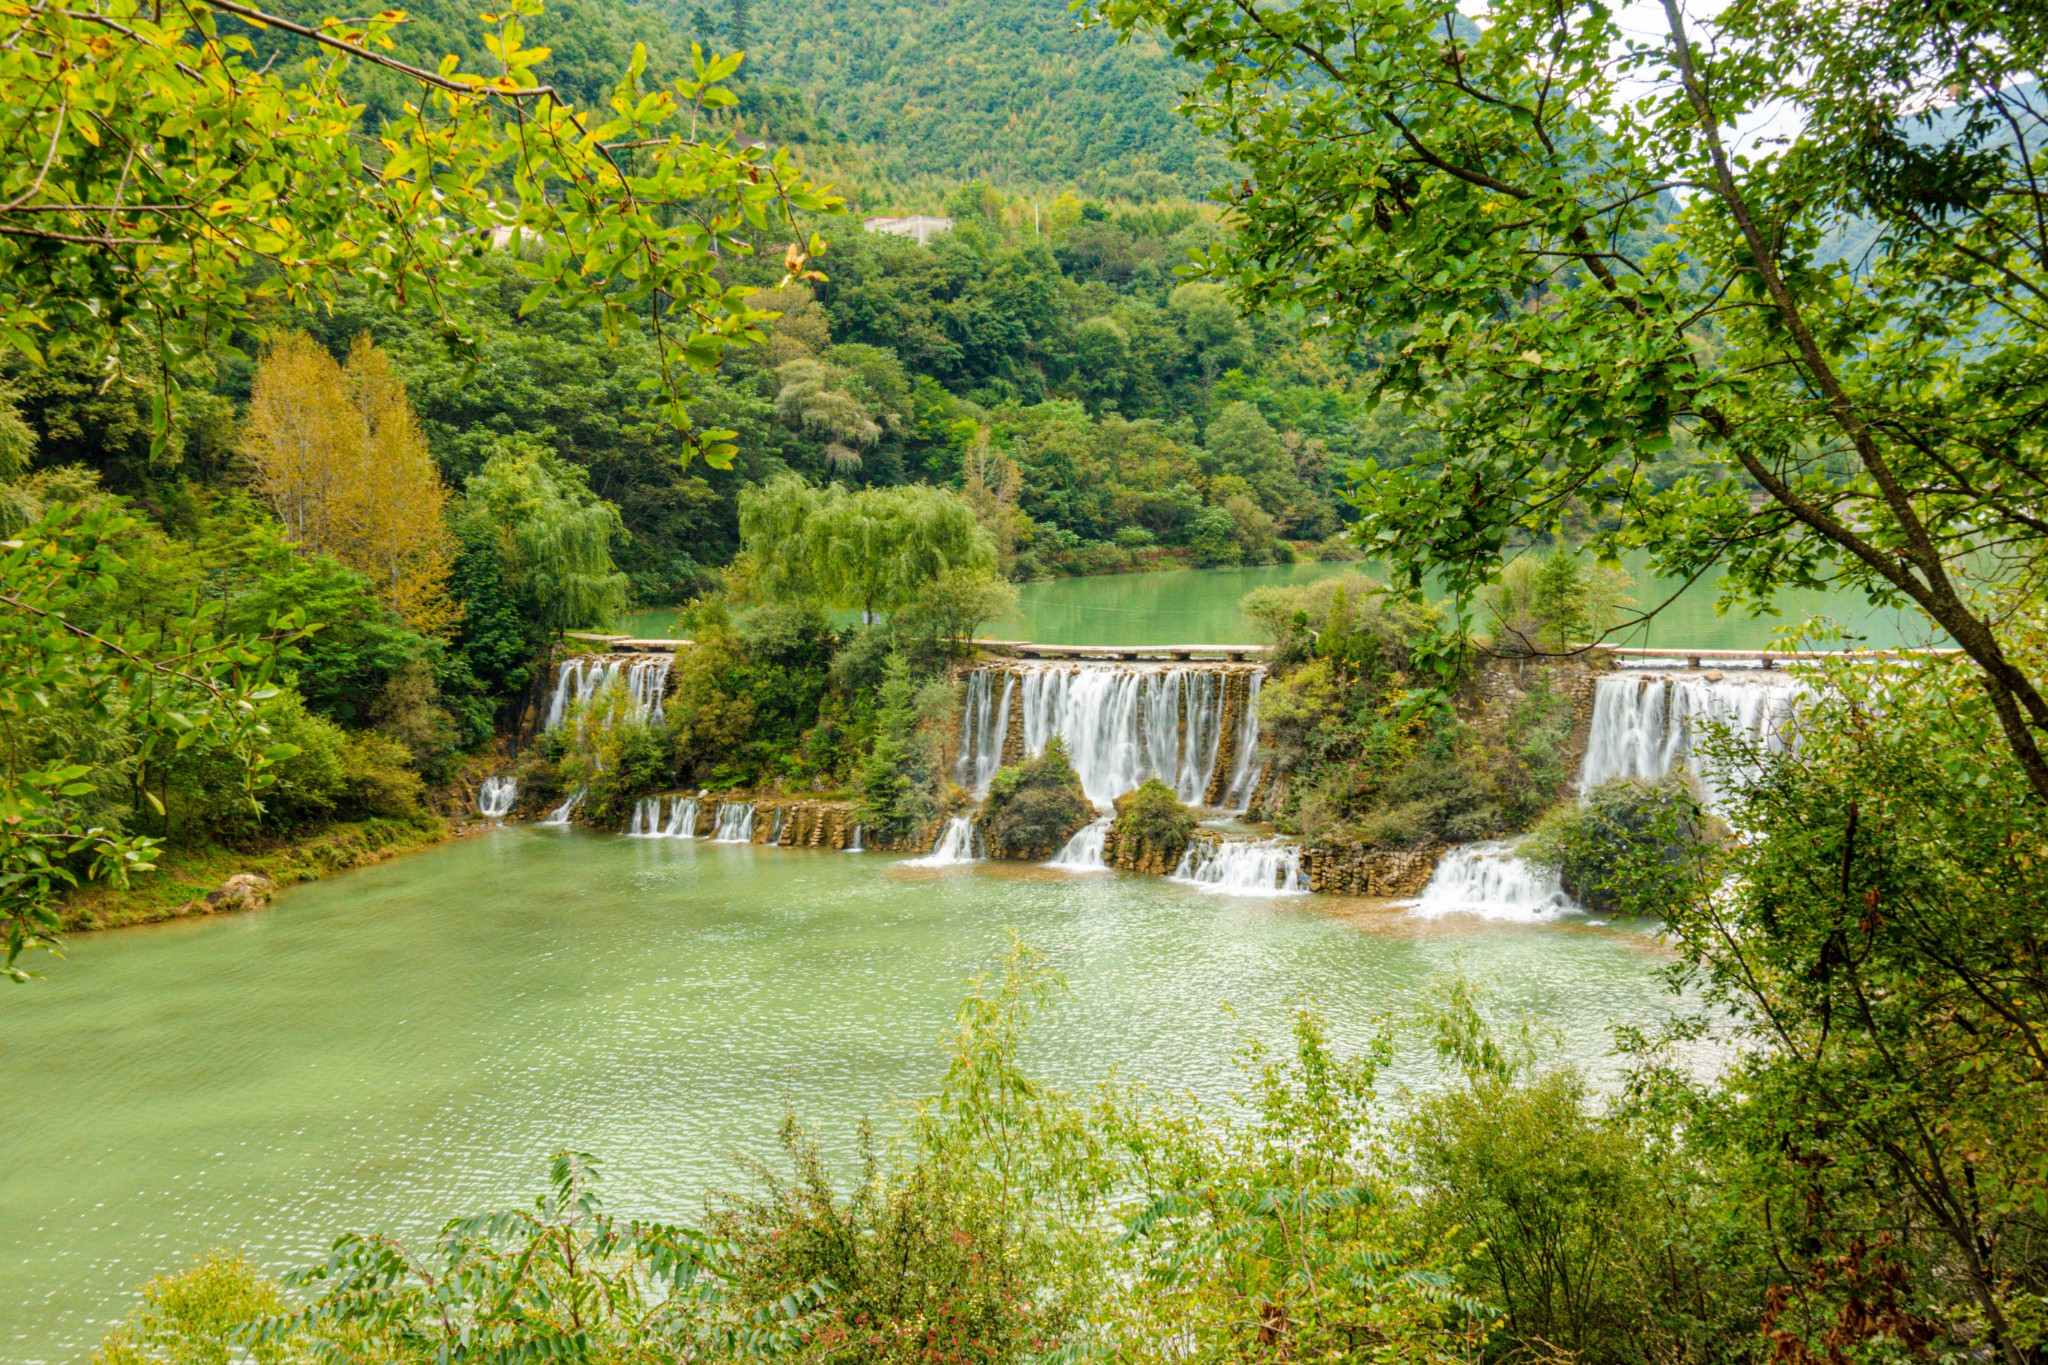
954,671,1017,796
1043,817,1112,872
539,789,584,826
476,775,518,819
626,797,662,836
1410,841,1576,921
1171,838,1306,895
543,655,673,732
711,802,755,843
846,824,864,853
664,797,700,838
958,662,1263,808
908,816,981,866
1408,670,1805,919
1579,672,1801,811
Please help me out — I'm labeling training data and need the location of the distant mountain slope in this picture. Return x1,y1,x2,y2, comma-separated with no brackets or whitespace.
708,0,1225,189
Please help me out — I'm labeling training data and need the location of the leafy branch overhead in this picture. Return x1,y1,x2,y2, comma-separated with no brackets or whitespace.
0,0,841,466
1091,0,2048,799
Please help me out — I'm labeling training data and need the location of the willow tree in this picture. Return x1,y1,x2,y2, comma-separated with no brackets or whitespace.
1094,0,2048,801
739,476,995,623
463,444,630,635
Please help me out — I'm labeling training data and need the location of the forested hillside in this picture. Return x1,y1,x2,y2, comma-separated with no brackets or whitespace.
685,0,1219,189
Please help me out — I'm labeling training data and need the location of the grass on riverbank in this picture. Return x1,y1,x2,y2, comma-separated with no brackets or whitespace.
55,817,452,933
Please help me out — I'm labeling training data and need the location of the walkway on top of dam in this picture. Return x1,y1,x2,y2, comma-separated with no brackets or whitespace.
566,630,1961,669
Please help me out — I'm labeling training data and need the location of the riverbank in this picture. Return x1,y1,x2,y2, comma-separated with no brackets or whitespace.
54,816,457,934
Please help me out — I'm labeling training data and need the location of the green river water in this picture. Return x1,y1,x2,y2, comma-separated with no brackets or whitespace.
2,829,1684,1360
619,554,1936,649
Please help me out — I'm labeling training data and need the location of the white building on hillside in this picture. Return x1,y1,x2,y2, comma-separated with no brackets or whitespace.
862,214,954,245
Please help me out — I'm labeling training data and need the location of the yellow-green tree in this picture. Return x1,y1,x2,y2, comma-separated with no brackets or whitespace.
243,332,458,635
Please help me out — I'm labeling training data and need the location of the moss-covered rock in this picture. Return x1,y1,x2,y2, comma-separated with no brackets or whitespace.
979,738,1093,860
1104,779,1196,874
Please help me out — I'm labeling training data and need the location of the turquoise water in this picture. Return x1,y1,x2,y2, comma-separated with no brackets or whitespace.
617,554,1934,650
0,829,1681,1360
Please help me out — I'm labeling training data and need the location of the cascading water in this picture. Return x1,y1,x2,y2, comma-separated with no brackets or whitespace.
954,671,1017,796
1221,671,1265,810
991,664,1250,807
1579,672,1802,811
476,775,518,819
907,816,980,866
663,797,700,838
1170,838,1305,895
539,788,584,826
626,797,662,836
543,655,673,732
846,825,864,853
1043,817,1111,872
711,802,755,843
1410,841,1577,921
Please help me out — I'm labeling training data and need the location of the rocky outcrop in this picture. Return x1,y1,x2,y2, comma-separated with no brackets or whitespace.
1102,822,1186,875
174,873,274,919
1300,844,1441,897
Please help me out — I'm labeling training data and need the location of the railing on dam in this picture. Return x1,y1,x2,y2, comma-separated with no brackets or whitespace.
565,629,1960,671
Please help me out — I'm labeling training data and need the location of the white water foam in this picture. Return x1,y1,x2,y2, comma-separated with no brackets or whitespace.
1170,837,1305,896
1043,817,1112,872
907,816,981,866
543,655,673,732
539,788,584,826
1579,672,1801,812
958,663,1263,808
663,797,700,838
477,775,518,819
625,796,662,836
954,670,1018,796
1409,841,1577,921
846,824,864,853
711,801,755,843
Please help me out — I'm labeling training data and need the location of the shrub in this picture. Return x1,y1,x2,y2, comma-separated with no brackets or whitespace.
1110,778,1196,867
1520,776,1701,916
979,738,1092,860
335,731,428,822
94,1251,298,1365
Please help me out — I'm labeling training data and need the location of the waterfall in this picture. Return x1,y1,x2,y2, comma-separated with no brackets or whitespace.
1579,673,1801,811
539,788,584,826
1222,671,1265,810
1005,664,1253,807
847,824,864,853
907,816,980,866
1043,817,1111,872
711,801,755,843
543,655,674,732
768,807,786,844
663,797,700,838
1170,838,1305,895
954,671,1017,796
477,775,518,819
1409,841,1577,921
626,797,662,836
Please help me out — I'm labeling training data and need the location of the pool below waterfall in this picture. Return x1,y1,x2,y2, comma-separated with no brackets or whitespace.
2,828,1684,1361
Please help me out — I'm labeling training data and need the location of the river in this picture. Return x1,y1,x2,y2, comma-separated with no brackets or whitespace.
618,552,1935,649
1,829,1682,1361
